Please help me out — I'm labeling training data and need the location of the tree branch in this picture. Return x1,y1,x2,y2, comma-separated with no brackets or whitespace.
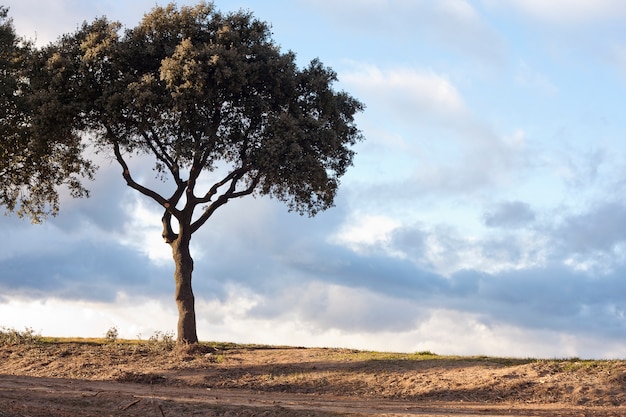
190,174,259,234
110,135,172,211
169,181,187,210
140,128,183,185
161,209,178,243
196,166,248,205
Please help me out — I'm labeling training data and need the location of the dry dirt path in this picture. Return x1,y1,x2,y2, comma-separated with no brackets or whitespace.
1,342,625,416
1,374,624,417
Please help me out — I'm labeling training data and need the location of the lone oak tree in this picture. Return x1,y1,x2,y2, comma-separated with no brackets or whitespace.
6,2,364,343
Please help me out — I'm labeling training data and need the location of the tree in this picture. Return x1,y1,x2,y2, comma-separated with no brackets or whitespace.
6,2,364,343
0,6,93,222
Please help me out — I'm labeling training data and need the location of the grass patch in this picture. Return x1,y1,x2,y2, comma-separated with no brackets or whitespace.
315,348,541,367
2,329,621,372
39,336,124,345
544,358,618,373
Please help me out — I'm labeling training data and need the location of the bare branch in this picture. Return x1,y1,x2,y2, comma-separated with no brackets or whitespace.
110,134,172,210
196,166,248,205
190,174,259,234
140,128,183,185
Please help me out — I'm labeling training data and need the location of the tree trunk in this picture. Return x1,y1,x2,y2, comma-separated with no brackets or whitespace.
171,231,198,344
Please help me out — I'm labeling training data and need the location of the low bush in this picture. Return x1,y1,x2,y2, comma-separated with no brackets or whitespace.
0,326,41,346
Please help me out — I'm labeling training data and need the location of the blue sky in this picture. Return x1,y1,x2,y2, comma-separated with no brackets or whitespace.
2,0,626,358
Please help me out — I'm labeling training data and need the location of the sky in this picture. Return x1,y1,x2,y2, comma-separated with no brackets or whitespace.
2,0,626,359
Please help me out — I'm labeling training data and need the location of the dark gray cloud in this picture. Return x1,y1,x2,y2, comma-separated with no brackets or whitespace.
0,239,171,302
458,265,626,339
484,201,536,228
551,201,626,254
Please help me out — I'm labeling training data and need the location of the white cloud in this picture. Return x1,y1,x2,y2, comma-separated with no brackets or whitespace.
331,214,400,253
413,308,626,358
342,65,466,121
386,223,549,276
3,1,97,44
118,197,172,265
0,295,177,339
3,0,160,45
341,62,530,197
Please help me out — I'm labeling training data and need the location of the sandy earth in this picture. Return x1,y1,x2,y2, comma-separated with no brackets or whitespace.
0,342,625,416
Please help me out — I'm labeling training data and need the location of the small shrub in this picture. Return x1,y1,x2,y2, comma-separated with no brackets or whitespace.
105,326,119,343
0,327,41,346
415,350,438,356
205,352,225,363
147,330,176,352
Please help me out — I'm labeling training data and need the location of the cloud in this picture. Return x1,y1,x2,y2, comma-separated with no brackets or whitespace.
249,281,427,333
342,64,530,198
552,202,626,255
0,235,170,302
383,222,548,276
4,175,626,357
302,0,504,64
3,0,159,45
484,201,536,229
556,147,606,188
342,65,466,125
466,265,626,339
240,216,626,345
402,127,528,197
331,214,400,254
502,0,626,24
3,0,104,44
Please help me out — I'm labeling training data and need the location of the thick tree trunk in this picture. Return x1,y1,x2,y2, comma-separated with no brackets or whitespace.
170,231,198,344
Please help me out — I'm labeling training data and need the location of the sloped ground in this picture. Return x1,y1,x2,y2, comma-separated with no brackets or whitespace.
1,341,625,416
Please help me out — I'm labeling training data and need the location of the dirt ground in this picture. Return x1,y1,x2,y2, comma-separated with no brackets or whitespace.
0,341,625,416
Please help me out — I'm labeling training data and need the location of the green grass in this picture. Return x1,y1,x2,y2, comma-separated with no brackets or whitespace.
314,348,539,366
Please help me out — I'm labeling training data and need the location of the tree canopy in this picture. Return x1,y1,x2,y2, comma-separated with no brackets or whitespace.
1,2,364,343
0,6,93,223
39,2,363,225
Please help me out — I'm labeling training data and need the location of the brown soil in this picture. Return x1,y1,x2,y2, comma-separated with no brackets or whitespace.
0,341,625,416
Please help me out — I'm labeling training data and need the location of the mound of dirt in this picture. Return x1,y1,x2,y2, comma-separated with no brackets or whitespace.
1,342,625,416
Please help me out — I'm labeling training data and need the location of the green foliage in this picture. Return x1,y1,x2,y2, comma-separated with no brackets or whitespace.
0,326,41,346
0,6,94,222
415,350,439,357
33,1,363,226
